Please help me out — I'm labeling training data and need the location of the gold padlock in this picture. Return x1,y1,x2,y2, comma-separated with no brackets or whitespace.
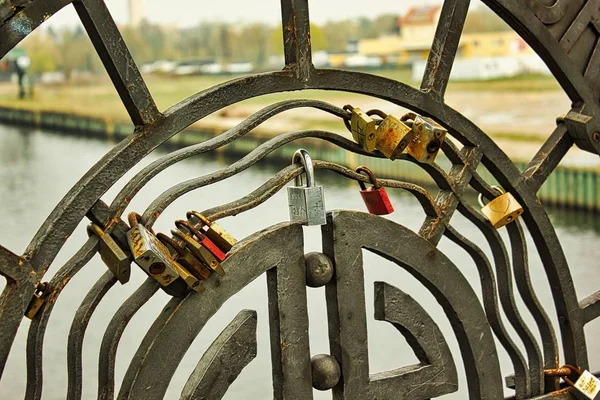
348,107,377,152
374,114,414,160
25,282,49,319
172,228,225,277
157,232,212,282
479,187,524,229
87,224,131,284
405,114,446,164
187,211,237,253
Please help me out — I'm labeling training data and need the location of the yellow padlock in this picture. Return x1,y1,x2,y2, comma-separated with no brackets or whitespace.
479,187,523,229
25,282,49,319
374,114,414,160
348,107,377,152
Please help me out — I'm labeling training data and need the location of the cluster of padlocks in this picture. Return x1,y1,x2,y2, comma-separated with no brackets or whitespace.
25,110,530,317
345,106,447,164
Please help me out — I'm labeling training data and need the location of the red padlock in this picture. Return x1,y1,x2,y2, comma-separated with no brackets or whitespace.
356,166,394,215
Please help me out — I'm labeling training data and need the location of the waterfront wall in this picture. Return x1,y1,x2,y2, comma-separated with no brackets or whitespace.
0,106,598,212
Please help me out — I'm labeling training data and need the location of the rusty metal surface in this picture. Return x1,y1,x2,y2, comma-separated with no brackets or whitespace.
0,0,599,398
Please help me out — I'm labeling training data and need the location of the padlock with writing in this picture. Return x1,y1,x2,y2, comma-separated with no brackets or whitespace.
348,106,377,152
405,114,446,164
356,166,394,215
187,211,237,253
172,226,225,276
570,370,600,400
157,232,211,282
479,187,523,229
25,282,49,319
127,213,180,286
374,113,414,160
87,224,131,284
287,149,326,226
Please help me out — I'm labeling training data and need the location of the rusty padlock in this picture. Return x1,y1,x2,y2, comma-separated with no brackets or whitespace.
126,212,180,287
403,114,446,164
157,232,211,282
373,113,414,160
356,166,394,215
87,223,131,284
172,221,225,276
187,211,237,253
479,187,523,229
347,106,377,152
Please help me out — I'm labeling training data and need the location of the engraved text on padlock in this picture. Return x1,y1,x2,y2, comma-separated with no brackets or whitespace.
287,149,327,226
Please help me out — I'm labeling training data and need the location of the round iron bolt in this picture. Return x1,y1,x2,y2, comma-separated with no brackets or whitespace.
593,132,600,142
311,354,341,391
305,252,334,287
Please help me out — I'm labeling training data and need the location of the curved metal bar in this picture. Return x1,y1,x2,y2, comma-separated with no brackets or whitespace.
202,161,438,222
25,238,98,400
67,271,117,400
315,161,439,218
118,222,307,399
455,200,544,395
0,248,35,375
108,99,350,220
472,173,559,380
0,0,73,58
482,0,593,103
372,282,459,398
141,130,384,226
507,220,560,391
98,278,159,400
180,310,258,400
444,225,530,398
18,69,584,368
323,211,502,399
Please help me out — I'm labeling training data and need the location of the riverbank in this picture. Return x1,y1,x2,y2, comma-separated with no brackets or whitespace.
0,104,598,212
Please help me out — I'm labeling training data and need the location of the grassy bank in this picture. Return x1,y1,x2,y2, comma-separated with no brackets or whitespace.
0,69,560,126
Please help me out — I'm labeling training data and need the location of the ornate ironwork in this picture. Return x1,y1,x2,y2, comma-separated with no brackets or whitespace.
0,0,599,399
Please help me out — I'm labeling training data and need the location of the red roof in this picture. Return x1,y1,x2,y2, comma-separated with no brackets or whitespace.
401,5,442,25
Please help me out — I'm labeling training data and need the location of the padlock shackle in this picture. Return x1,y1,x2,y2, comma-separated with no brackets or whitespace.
356,166,380,190
186,210,212,226
127,212,143,229
292,149,315,188
365,109,387,120
87,223,105,238
477,185,506,207
156,232,185,257
174,219,206,241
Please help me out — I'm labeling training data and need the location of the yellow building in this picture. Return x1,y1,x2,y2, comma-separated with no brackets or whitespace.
459,31,534,58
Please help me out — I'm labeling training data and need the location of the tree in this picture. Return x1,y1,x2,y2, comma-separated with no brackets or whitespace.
270,23,327,56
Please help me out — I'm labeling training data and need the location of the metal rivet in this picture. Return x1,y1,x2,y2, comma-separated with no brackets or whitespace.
311,354,341,391
305,252,334,287
592,132,600,142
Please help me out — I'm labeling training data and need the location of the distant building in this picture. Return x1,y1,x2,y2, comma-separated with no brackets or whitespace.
128,0,144,27
400,5,441,43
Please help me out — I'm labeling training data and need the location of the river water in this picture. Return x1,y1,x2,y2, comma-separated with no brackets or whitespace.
0,124,598,399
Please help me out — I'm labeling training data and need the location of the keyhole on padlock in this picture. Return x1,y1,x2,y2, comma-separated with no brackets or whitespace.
427,141,440,154
149,262,166,274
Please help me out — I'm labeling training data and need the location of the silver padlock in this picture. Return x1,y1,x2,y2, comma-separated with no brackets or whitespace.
127,213,180,287
287,149,326,226
570,370,600,400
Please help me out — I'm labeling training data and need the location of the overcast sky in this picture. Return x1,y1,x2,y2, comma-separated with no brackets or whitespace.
47,0,455,28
